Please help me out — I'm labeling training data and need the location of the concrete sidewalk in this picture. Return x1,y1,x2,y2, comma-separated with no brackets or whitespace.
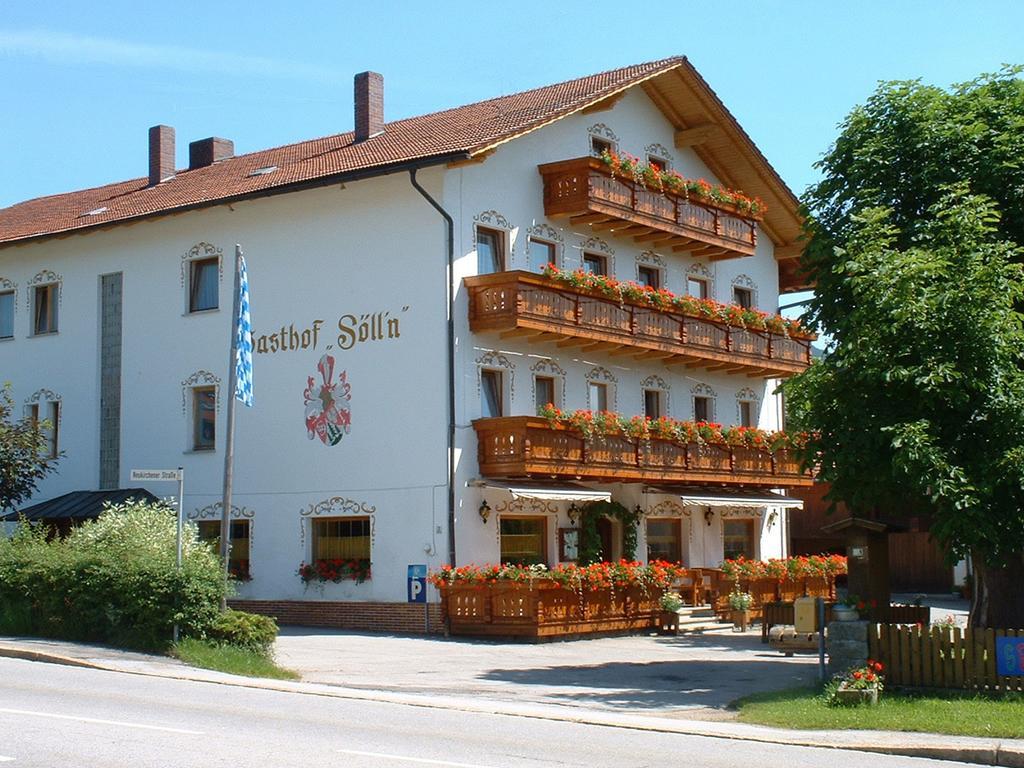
1,631,1022,766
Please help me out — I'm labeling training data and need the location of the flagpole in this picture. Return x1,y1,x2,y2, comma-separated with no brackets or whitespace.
220,244,243,611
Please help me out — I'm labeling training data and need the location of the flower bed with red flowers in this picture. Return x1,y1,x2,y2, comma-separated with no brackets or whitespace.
298,558,371,584
539,263,814,339
599,150,767,218
536,404,810,452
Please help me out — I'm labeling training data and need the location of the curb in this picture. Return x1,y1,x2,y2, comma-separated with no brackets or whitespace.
2,644,1021,766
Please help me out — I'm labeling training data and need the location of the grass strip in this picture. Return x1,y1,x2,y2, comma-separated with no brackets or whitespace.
172,638,299,681
734,686,1024,739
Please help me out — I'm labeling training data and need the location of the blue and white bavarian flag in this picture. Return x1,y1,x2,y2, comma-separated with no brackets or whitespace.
235,252,254,407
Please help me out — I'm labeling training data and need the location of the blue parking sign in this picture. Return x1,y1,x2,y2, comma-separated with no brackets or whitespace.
407,564,427,603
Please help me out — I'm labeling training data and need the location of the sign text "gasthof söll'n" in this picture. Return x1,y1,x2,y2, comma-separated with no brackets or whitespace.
254,306,409,355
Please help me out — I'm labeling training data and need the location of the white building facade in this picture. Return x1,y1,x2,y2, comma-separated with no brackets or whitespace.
0,58,811,630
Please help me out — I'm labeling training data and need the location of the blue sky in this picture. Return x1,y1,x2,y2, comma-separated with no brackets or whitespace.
2,1,1020,215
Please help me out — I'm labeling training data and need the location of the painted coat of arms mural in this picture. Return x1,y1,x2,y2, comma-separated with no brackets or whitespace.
304,354,351,446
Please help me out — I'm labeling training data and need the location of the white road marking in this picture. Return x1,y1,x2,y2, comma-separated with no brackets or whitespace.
0,756,14,762
336,748,505,768
0,708,203,735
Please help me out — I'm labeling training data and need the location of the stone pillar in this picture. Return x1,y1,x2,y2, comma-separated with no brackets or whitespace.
826,620,869,676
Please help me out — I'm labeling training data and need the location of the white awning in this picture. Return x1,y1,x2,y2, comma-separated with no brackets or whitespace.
469,479,611,503
645,486,804,509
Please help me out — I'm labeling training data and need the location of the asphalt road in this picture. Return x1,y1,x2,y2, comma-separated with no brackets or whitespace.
0,658,965,768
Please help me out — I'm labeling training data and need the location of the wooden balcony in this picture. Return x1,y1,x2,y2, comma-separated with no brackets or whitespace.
474,416,813,488
539,157,759,260
465,271,812,378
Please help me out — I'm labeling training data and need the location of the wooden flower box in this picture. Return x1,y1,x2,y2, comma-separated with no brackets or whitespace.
439,580,665,640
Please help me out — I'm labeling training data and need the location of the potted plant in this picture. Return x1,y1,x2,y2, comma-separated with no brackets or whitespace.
658,590,683,634
728,587,753,632
833,594,868,621
828,660,884,706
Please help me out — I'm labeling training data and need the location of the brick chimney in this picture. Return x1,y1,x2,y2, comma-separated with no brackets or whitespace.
188,137,234,170
148,125,175,185
354,71,384,142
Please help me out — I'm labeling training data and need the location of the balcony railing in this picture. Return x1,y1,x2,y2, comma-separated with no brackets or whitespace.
465,271,812,377
538,157,759,260
473,416,813,488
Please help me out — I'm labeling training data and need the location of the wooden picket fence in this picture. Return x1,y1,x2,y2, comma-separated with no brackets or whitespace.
868,623,1024,692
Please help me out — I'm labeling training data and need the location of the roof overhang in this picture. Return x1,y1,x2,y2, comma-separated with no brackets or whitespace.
2,488,161,522
645,486,804,509
469,479,611,503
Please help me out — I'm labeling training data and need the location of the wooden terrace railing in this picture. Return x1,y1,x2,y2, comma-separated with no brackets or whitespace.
538,156,760,260
465,271,812,378
473,416,813,487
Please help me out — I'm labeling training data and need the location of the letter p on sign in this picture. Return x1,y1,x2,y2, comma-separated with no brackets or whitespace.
407,564,427,603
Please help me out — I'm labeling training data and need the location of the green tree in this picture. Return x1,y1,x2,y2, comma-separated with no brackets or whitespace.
0,383,59,513
785,191,1024,628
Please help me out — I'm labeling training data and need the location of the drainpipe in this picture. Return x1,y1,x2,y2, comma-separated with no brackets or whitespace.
409,169,457,567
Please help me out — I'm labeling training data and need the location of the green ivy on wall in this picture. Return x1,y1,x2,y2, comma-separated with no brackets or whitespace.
577,500,641,564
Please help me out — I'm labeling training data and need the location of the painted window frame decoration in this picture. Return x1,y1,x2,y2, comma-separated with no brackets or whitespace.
578,235,615,276
25,388,61,459
530,358,566,412
644,142,674,171
28,270,61,336
473,210,514,276
641,374,670,419
181,370,221,452
524,223,564,272
586,366,618,412
190,501,256,581
587,123,619,157
691,382,717,422
636,250,666,290
731,274,758,310
736,386,761,428
686,262,713,300
181,242,223,315
476,350,515,419
0,277,16,340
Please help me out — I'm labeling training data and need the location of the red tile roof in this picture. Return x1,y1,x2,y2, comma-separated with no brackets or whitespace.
0,56,797,248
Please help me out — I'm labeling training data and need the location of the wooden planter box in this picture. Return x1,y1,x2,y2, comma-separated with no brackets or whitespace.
715,576,836,621
439,580,665,640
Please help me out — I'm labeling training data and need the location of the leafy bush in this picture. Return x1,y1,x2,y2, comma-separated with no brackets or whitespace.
0,500,227,650
206,609,278,658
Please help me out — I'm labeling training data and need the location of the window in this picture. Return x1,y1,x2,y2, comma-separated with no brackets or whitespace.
646,518,682,563
723,518,756,560
28,401,59,459
500,517,547,565
647,155,667,172
33,284,58,335
687,276,709,300
528,238,556,273
643,389,663,419
192,386,216,450
535,375,555,414
197,520,251,580
0,291,13,338
637,266,661,290
188,257,219,312
739,400,756,428
693,395,711,422
589,381,608,412
312,517,371,563
582,252,607,276
476,227,504,275
591,136,613,157
480,369,503,418
733,286,753,309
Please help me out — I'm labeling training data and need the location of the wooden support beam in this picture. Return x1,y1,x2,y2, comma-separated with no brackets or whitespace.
674,124,721,148
499,328,541,340
635,231,677,243
774,244,804,260
556,337,585,348
447,149,495,168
